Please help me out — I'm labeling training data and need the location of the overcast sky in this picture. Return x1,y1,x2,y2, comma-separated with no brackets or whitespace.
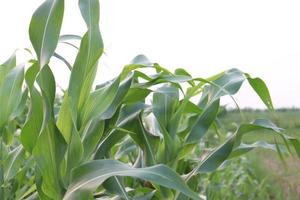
0,0,299,108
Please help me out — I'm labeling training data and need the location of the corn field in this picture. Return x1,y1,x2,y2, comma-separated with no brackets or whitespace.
0,0,299,199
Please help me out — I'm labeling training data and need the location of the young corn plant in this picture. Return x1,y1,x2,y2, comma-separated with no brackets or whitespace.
1,0,300,199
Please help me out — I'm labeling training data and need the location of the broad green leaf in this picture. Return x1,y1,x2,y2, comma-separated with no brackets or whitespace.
130,115,157,166
175,68,192,78
186,99,220,143
114,137,137,159
32,65,66,199
78,76,120,127
82,120,104,159
130,54,152,66
0,52,17,85
195,119,286,173
29,0,64,67
57,93,74,143
246,75,274,110
1,52,16,68
100,73,133,120
3,145,25,181
35,168,52,200
94,103,148,159
288,137,300,157
2,123,15,145
228,141,281,158
64,159,200,200
0,65,24,128
153,85,179,134
67,0,103,121
11,88,28,119
123,87,151,104
103,177,130,200
21,63,43,153
210,68,245,100
64,130,84,184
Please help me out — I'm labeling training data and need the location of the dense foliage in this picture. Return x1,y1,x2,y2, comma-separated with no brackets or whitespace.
0,0,299,199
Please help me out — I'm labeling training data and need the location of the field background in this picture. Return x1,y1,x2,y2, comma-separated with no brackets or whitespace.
211,109,300,200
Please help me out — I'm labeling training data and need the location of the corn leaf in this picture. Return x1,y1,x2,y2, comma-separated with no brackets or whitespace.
0,65,24,128
29,0,64,68
21,63,44,153
64,159,200,200
32,65,66,199
67,0,103,119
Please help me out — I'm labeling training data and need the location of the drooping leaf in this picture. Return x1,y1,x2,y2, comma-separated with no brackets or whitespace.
246,75,274,110
29,0,65,68
195,119,286,173
228,141,282,158
64,159,200,200
53,52,72,70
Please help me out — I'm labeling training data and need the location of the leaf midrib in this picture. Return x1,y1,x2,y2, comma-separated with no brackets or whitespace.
40,0,57,67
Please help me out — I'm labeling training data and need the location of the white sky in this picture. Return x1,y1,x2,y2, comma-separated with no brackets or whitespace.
0,0,300,108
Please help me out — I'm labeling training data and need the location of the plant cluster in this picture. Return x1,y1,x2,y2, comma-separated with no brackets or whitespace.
0,0,299,199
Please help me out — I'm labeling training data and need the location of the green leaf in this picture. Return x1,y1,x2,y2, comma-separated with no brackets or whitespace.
210,68,245,99
67,0,103,122
0,52,17,85
11,88,28,119
21,63,44,153
64,130,84,184
29,0,65,68
186,99,220,143
78,76,120,127
82,120,105,159
57,93,75,143
246,76,274,110
123,87,151,104
64,159,200,200
32,65,66,199
1,52,16,68
228,141,281,158
153,85,179,134
0,65,24,128
3,145,25,181
53,52,72,70
100,73,133,120
195,119,284,173
94,103,148,159
29,0,64,67
103,177,130,200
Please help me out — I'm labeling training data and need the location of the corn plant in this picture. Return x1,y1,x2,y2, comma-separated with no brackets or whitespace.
0,0,300,199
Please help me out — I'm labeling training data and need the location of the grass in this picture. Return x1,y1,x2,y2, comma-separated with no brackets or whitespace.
219,109,300,199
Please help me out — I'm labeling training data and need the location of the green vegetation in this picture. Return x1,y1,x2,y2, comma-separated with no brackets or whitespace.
0,0,299,199
215,109,300,200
